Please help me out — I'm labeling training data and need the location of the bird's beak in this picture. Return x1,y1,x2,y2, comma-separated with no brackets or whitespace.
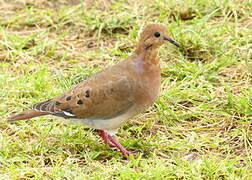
164,37,180,47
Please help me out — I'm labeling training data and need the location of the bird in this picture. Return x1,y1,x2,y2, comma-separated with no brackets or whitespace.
7,24,180,155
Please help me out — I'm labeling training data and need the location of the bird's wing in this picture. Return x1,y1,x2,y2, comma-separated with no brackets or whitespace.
32,69,135,120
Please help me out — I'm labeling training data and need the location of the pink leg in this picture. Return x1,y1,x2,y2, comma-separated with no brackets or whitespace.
97,130,115,148
107,134,137,156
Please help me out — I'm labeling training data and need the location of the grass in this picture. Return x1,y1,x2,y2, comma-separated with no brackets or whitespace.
0,0,252,179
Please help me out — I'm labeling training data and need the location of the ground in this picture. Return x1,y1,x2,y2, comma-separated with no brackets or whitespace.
0,0,252,179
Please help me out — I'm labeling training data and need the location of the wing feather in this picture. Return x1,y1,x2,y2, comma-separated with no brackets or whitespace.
31,68,135,120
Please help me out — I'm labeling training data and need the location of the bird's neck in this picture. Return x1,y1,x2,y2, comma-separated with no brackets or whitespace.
134,44,159,64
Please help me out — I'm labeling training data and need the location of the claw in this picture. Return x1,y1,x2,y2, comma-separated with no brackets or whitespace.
107,134,137,156
121,149,138,156
98,130,137,155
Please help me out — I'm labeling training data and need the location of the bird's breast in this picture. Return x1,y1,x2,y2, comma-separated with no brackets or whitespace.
131,59,161,107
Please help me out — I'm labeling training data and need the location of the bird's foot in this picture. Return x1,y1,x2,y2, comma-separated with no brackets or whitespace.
98,130,137,155
97,130,116,148
107,133,137,156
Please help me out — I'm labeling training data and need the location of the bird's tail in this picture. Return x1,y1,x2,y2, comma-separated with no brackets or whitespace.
7,110,49,122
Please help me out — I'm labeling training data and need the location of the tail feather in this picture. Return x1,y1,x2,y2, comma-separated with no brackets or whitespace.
7,110,49,122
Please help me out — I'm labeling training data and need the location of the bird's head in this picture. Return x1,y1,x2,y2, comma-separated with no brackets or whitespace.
138,24,180,50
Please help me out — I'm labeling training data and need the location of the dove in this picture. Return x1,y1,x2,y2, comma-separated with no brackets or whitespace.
8,24,180,155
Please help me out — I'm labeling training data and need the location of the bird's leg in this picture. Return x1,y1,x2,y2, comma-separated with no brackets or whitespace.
97,130,115,148
107,134,137,156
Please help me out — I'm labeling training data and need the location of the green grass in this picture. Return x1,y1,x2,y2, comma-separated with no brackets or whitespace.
0,0,252,179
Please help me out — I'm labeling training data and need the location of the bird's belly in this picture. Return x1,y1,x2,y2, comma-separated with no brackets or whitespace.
60,106,137,131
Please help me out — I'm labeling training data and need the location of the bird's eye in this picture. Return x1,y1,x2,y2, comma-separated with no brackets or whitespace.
154,32,160,38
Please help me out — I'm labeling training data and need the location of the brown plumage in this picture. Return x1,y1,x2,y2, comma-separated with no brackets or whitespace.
7,24,180,155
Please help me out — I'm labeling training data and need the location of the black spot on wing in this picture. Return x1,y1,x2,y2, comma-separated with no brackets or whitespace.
77,100,83,105
66,96,72,101
55,101,61,106
84,90,90,98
